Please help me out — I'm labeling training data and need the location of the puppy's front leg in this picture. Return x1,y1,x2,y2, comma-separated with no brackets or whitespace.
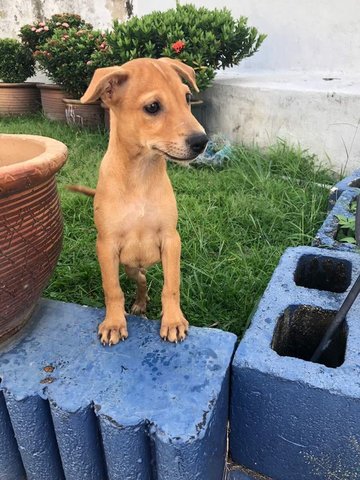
160,231,189,342
96,237,128,345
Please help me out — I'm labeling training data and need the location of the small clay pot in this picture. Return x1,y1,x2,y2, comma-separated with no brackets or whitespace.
0,82,40,116
63,98,104,128
37,84,69,121
0,134,68,343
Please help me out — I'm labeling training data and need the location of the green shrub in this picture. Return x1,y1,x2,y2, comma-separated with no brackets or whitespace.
0,39,35,83
20,13,93,52
91,3,266,91
35,28,102,98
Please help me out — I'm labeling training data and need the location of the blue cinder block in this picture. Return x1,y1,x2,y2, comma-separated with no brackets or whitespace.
313,188,360,252
230,246,360,480
227,468,264,479
329,169,360,209
4,393,64,480
0,299,236,480
0,392,25,480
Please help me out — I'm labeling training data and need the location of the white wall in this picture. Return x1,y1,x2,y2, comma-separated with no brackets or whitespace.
0,0,129,39
135,0,360,75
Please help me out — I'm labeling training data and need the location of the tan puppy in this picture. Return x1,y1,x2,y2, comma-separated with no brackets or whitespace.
76,58,208,345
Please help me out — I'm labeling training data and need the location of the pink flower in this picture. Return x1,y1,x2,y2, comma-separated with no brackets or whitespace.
62,34,69,40
62,22,69,28
43,26,49,31
31,27,36,32
100,42,107,49
86,60,93,65
39,22,45,27
35,28,43,33
56,22,61,26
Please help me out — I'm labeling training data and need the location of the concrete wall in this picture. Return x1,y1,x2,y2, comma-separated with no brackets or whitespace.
0,0,131,39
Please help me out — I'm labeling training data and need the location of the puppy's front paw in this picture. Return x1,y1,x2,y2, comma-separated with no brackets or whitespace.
98,317,128,346
160,311,189,342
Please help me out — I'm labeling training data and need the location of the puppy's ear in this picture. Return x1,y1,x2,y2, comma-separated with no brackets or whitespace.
158,58,199,93
81,66,128,104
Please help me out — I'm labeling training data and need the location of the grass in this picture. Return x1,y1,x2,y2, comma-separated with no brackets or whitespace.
0,114,335,337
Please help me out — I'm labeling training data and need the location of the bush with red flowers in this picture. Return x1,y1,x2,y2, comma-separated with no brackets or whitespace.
90,3,266,91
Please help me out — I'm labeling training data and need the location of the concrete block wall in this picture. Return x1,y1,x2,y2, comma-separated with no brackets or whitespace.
329,169,360,208
313,188,360,252
230,246,360,480
0,299,237,480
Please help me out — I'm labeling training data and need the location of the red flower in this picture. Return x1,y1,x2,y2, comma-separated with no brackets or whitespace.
171,40,185,54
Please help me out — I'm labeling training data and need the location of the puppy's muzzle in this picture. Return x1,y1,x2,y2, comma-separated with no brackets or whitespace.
186,133,209,156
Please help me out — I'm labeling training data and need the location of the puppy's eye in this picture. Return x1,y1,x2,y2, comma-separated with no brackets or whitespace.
186,93,192,105
144,102,161,114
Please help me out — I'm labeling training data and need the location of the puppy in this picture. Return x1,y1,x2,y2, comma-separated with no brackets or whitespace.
72,58,208,345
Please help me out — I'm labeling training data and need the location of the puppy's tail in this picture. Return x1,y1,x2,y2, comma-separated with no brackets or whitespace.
65,184,96,197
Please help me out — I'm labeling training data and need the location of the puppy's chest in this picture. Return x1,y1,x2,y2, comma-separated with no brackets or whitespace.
116,200,168,232
97,201,176,268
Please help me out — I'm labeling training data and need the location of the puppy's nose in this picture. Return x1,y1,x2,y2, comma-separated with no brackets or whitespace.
186,133,209,155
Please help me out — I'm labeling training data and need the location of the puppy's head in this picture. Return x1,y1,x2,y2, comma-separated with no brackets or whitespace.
81,58,208,161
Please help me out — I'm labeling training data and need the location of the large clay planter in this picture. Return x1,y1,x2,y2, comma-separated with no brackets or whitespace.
0,134,67,343
0,82,40,116
63,98,103,129
37,83,68,121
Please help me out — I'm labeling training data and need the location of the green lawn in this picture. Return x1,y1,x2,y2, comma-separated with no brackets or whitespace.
0,114,335,337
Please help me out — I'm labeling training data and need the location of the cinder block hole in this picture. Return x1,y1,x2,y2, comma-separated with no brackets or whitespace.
349,179,360,188
294,254,351,293
271,305,347,368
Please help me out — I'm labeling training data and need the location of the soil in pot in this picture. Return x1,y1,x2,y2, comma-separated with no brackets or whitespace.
63,99,104,129
0,82,40,116
0,134,67,343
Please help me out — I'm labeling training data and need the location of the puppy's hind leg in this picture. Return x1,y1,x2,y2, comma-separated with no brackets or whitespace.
125,266,149,316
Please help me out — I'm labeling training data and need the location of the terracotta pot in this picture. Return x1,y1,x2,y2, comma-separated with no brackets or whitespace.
37,84,69,121
0,134,67,343
63,98,104,128
0,82,40,116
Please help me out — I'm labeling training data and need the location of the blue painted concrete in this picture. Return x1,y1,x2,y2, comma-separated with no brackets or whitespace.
4,393,64,480
0,392,25,480
230,246,360,480
313,187,360,252
227,472,252,480
329,169,360,209
227,468,263,479
0,299,236,480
